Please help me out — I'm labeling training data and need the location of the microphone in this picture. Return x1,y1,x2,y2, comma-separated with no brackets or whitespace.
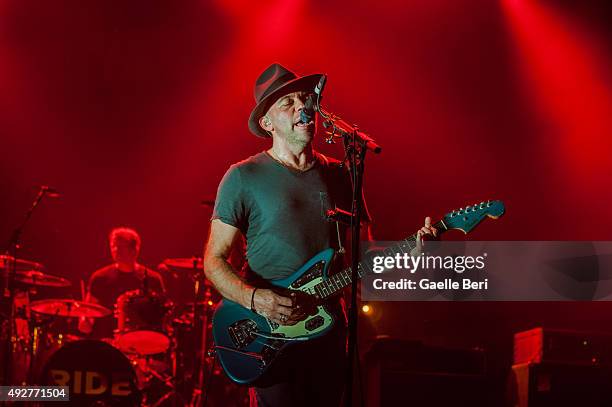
41,185,61,198
314,75,327,98
299,74,327,124
300,99,314,124
300,97,314,124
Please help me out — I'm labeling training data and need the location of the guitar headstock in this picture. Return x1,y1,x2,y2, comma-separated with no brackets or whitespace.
442,200,505,234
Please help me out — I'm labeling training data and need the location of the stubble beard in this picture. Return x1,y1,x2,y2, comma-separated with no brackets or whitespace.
286,132,311,150
285,122,316,150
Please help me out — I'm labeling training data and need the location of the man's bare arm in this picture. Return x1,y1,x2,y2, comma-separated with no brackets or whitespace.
78,291,99,334
203,219,253,308
204,219,299,325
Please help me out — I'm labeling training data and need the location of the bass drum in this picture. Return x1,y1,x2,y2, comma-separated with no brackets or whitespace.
38,339,140,406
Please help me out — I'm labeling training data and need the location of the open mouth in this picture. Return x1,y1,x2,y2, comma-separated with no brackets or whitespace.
294,120,314,128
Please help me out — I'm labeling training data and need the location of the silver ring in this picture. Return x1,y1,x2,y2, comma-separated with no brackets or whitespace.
280,315,287,323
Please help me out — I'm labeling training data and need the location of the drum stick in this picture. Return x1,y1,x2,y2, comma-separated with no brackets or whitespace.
80,279,86,301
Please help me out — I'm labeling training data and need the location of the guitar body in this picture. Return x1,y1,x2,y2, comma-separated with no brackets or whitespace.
212,200,505,385
212,248,338,385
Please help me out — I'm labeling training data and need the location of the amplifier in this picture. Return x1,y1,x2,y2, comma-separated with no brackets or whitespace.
509,362,612,407
514,327,612,366
364,337,489,407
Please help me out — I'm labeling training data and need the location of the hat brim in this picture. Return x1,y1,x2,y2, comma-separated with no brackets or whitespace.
248,73,323,138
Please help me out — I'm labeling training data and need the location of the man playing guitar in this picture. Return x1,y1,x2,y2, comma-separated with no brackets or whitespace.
204,63,436,406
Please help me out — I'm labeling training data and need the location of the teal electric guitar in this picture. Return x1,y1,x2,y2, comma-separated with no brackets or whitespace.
211,200,505,385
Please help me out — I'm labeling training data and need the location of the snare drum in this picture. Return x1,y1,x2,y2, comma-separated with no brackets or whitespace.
114,290,171,355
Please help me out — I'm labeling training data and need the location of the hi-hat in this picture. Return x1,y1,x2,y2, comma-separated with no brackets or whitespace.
14,270,71,288
0,254,45,271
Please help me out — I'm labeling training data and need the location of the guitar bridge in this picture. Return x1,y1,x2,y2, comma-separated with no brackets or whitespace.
228,319,257,349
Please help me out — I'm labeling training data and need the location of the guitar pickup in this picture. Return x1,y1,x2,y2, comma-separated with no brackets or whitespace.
305,316,324,331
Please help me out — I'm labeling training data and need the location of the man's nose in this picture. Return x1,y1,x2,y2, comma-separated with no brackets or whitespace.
294,97,306,111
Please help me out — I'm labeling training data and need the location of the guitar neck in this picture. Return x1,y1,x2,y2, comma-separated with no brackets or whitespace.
313,220,448,300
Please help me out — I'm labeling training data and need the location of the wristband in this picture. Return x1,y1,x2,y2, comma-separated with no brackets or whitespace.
250,287,258,313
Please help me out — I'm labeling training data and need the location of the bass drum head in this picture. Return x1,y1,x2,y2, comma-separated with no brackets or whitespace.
39,339,140,406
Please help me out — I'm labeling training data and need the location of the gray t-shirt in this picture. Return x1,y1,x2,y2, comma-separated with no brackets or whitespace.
213,151,367,281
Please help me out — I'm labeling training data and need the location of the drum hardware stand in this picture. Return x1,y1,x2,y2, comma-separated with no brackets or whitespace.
129,342,184,407
189,259,211,407
26,308,62,384
197,346,218,407
26,313,42,384
144,364,184,407
2,186,55,386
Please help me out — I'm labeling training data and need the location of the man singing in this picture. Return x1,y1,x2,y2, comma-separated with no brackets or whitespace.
204,63,436,406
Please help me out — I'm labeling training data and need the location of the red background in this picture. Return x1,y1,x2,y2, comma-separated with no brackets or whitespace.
1,0,612,391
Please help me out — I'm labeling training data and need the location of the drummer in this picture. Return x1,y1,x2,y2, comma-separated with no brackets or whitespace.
79,227,165,338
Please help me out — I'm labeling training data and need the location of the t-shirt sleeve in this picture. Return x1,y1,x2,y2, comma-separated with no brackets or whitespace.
212,165,249,233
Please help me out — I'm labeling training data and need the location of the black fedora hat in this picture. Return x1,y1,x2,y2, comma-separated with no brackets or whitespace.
248,63,323,138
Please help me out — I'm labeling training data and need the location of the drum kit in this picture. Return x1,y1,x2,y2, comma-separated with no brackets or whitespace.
1,254,248,407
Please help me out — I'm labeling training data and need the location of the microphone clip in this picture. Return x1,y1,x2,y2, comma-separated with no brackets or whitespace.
325,208,356,226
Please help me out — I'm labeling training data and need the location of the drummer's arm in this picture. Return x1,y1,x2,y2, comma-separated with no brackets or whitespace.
78,286,100,334
156,273,167,294
84,292,100,304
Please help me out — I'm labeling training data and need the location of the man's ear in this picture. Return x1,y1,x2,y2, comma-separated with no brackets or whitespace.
259,115,273,132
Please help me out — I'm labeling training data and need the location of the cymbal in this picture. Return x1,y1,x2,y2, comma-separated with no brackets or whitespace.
0,254,44,271
14,270,71,288
30,299,111,318
162,257,203,269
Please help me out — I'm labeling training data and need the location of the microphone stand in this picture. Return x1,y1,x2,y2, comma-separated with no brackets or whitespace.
346,138,365,407
2,186,52,385
315,102,381,407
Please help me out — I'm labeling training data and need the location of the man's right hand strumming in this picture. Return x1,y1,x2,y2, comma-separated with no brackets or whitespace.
252,288,303,326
